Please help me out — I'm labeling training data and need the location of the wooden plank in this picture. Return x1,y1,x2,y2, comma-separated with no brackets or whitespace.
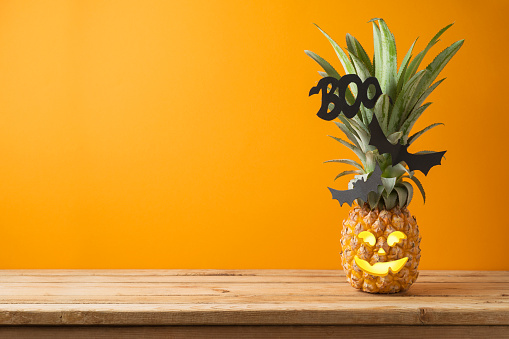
0,302,508,326
0,325,508,339
0,269,506,277
0,270,507,327
0,282,507,297
0,275,348,283
0,273,506,283
1,295,508,305
0,269,341,276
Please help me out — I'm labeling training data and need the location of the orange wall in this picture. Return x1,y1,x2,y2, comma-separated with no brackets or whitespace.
0,0,506,269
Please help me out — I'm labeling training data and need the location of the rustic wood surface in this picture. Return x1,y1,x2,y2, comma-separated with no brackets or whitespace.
0,270,507,338
1,325,509,339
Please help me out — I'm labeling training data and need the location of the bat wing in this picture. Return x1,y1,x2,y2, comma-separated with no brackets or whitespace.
369,116,446,175
328,164,382,206
368,115,401,159
328,187,359,207
399,149,447,176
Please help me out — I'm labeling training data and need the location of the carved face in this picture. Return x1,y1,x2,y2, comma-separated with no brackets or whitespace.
354,231,408,276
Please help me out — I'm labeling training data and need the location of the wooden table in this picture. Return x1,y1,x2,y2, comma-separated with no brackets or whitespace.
0,270,507,338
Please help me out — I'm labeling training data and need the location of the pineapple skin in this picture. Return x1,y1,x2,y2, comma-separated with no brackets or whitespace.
340,203,421,293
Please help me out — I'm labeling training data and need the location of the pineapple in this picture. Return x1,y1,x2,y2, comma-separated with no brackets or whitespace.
341,204,420,293
306,18,463,293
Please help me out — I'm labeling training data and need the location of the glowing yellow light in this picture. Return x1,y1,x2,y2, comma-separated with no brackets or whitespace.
354,256,408,276
377,248,386,255
358,231,376,246
387,231,407,247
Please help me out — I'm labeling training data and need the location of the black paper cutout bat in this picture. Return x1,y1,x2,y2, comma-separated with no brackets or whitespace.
328,164,382,207
368,115,446,176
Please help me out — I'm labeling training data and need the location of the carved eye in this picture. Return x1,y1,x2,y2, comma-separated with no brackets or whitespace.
387,231,407,246
358,231,376,247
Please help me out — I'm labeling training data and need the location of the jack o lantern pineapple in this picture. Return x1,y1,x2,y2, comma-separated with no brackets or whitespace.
341,204,420,293
306,18,463,293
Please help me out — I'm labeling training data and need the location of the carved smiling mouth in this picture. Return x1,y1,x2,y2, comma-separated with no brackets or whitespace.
354,256,408,276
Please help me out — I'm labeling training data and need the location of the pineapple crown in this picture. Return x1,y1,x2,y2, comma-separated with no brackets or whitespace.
306,18,464,210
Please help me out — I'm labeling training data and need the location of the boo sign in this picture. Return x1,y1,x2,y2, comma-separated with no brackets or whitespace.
309,74,382,120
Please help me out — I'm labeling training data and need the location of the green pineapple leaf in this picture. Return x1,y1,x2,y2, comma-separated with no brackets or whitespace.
373,94,391,134
396,38,418,96
408,175,426,203
401,181,414,206
304,50,341,79
387,131,403,144
367,191,379,210
347,49,372,81
335,116,360,138
338,117,371,151
328,135,367,165
313,24,356,77
421,39,464,90
345,51,374,125
372,21,383,84
377,19,398,101
404,78,445,127
382,191,398,210
388,70,427,133
346,33,373,75
400,102,433,141
334,170,363,180
404,23,454,84
402,70,437,124
381,176,397,196
384,163,411,177
333,121,362,149
365,150,377,173
407,123,444,145
359,106,371,126
406,40,464,115
394,186,408,209
324,159,364,171
347,113,371,135
334,123,361,149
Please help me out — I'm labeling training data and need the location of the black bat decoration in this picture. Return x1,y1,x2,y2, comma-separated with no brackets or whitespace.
368,115,446,176
328,164,382,207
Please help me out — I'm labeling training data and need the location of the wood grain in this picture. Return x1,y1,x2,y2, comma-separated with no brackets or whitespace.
0,270,507,285
0,269,507,332
0,326,508,339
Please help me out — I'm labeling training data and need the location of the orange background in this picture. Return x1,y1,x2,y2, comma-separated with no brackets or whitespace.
0,0,507,269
